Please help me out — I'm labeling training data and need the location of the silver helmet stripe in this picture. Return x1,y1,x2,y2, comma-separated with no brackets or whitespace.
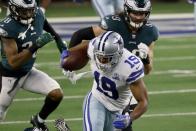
98,31,114,52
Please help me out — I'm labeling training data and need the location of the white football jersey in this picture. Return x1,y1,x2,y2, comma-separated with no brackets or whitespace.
87,39,144,111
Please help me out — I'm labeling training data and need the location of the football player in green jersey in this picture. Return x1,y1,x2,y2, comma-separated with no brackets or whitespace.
67,0,159,130
70,0,158,75
0,0,51,15
0,0,66,130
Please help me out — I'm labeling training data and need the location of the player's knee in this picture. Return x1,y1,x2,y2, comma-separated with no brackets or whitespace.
48,88,64,102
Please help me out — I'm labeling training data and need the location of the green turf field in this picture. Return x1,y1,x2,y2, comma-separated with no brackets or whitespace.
0,1,196,131
0,36,196,131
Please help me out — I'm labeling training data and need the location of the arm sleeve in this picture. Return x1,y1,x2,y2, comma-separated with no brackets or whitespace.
69,27,95,48
43,19,66,53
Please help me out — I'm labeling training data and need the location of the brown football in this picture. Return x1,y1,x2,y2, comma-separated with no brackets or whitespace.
62,43,89,71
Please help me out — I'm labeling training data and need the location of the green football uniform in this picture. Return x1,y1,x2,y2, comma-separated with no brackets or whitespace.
0,8,45,76
100,14,159,52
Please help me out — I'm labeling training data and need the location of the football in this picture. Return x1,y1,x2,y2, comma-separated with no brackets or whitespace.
61,46,89,71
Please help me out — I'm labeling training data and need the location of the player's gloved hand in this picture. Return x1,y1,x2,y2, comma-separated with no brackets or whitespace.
36,32,54,48
132,43,150,64
137,43,149,59
29,32,54,53
62,69,77,84
60,50,70,67
113,113,132,129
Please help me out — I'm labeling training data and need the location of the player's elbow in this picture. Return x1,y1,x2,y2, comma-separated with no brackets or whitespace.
7,59,20,70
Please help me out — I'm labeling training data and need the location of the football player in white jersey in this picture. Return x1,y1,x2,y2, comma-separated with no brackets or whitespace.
61,31,148,131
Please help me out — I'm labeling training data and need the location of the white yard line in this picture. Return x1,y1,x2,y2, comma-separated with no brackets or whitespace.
1,88,196,125
34,56,196,67
1,112,196,125
39,44,196,54
13,89,196,102
47,13,194,23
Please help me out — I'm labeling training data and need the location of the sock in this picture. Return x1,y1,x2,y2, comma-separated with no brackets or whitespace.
38,96,62,120
37,114,44,123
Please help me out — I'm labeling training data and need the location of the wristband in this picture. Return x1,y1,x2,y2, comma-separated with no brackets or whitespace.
141,55,150,64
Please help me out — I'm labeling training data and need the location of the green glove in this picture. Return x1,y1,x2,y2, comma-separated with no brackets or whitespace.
29,32,54,53
36,32,54,48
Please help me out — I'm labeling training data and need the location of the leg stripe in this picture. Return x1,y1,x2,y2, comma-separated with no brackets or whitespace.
84,92,92,131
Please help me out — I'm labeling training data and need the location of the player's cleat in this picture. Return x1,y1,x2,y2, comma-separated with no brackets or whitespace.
54,118,71,131
30,115,49,131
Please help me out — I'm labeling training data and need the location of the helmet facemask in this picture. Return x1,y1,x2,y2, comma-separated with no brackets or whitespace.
93,31,124,73
9,0,37,25
124,0,151,29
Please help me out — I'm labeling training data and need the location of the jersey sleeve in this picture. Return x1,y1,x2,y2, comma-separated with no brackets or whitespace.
100,15,123,31
140,23,159,46
123,50,145,85
0,17,19,38
152,25,159,41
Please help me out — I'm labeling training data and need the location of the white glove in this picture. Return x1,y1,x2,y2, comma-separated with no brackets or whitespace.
137,43,149,59
62,70,92,84
62,69,77,84
132,43,149,59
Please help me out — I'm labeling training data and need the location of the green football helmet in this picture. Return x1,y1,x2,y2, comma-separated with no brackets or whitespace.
124,0,151,29
8,0,37,25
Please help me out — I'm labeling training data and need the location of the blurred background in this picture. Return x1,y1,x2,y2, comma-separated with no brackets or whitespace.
0,0,196,131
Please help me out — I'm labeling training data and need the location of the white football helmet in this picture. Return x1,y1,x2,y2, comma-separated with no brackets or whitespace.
93,31,124,73
8,0,37,25
124,0,151,29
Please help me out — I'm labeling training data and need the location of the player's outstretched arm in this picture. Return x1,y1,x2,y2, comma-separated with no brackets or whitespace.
69,27,95,48
43,19,67,53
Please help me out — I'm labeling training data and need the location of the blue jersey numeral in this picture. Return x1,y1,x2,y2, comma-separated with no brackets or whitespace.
124,55,140,68
94,71,119,100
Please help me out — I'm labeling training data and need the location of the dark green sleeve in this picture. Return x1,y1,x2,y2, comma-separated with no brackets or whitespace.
36,0,40,6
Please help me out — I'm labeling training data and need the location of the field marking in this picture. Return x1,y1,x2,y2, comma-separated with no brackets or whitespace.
152,69,196,77
34,56,196,67
52,69,196,80
154,56,196,61
156,45,196,50
13,89,196,102
39,44,196,54
1,112,196,125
